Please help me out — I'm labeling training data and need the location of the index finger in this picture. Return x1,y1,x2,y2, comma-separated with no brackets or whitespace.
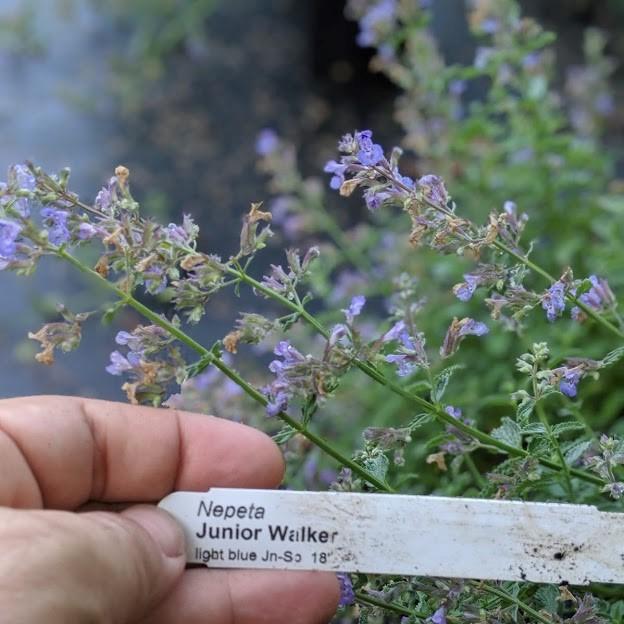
0,395,284,509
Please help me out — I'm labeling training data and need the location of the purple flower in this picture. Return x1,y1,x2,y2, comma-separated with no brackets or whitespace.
417,174,449,206
453,274,479,302
541,281,566,322
363,187,392,211
572,275,615,321
343,295,366,324
385,325,428,376
0,219,21,260
448,79,466,96
41,207,70,245
11,163,36,191
263,341,306,417
559,367,583,398
336,572,355,606
430,606,447,624
77,222,98,240
105,350,141,375
355,130,384,166
255,128,279,156
323,160,347,190
440,317,489,358
144,265,168,294
95,177,117,212
445,406,462,419
356,0,397,48
474,46,494,70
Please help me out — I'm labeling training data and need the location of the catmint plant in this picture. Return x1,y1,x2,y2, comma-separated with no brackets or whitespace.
2,0,624,622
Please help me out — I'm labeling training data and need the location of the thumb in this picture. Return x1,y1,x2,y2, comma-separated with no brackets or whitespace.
0,505,186,624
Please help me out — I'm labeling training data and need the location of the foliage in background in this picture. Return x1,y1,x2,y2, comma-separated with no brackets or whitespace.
2,0,624,622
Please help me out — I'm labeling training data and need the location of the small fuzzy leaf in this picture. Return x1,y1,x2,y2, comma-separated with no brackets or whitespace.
272,424,297,445
431,365,463,402
363,453,390,482
535,585,560,614
516,397,536,425
602,346,624,367
408,413,435,431
491,417,522,448
521,422,547,435
552,421,586,437
563,438,593,465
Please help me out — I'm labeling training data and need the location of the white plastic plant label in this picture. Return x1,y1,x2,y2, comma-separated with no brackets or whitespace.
159,488,624,584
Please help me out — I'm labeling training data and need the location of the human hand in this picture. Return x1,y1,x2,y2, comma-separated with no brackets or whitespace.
0,396,339,623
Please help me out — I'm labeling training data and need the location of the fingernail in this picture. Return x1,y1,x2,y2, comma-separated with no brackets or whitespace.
124,505,186,558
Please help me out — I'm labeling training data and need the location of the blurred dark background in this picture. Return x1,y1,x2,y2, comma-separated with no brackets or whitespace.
0,0,622,400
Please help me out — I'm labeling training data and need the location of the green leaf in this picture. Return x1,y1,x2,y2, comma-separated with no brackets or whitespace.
431,365,463,403
521,422,546,435
272,425,297,445
101,299,125,324
563,438,593,466
602,346,624,368
551,421,586,437
363,453,390,482
535,585,559,615
491,417,522,448
408,413,435,431
516,397,535,425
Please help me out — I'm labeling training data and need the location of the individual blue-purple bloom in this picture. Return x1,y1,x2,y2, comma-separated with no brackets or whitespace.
594,93,615,116
41,207,70,245
323,159,347,190
356,0,397,48
343,295,366,324
105,350,141,375
265,390,289,417
448,79,466,96
522,52,541,70
430,606,447,624
11,164,36,191
445,406,462,419
363,186,392,211
114,330,144,354
459,319,488,337
255,128,279,156
0,219,21,260
355,130,384,166
164,223,188,244
573,276,615,321
77,222,98,240
453,273,479,302
385,328,428,376
541,281,566,322
474,46,494,70
144,265,168,294
480,17,500,34
417,174,449,206
440,317,489,358
95,177,116,212
560,369,582,398
336,572,355,606
383,320,406,342
377,43,395,61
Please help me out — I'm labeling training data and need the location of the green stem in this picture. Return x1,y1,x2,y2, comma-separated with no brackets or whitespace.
476,583,554,624
55,248,393,493
228,266,605,487
354,591,415,617
493,239,624,340
463,453,486,489
535,400,573,499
